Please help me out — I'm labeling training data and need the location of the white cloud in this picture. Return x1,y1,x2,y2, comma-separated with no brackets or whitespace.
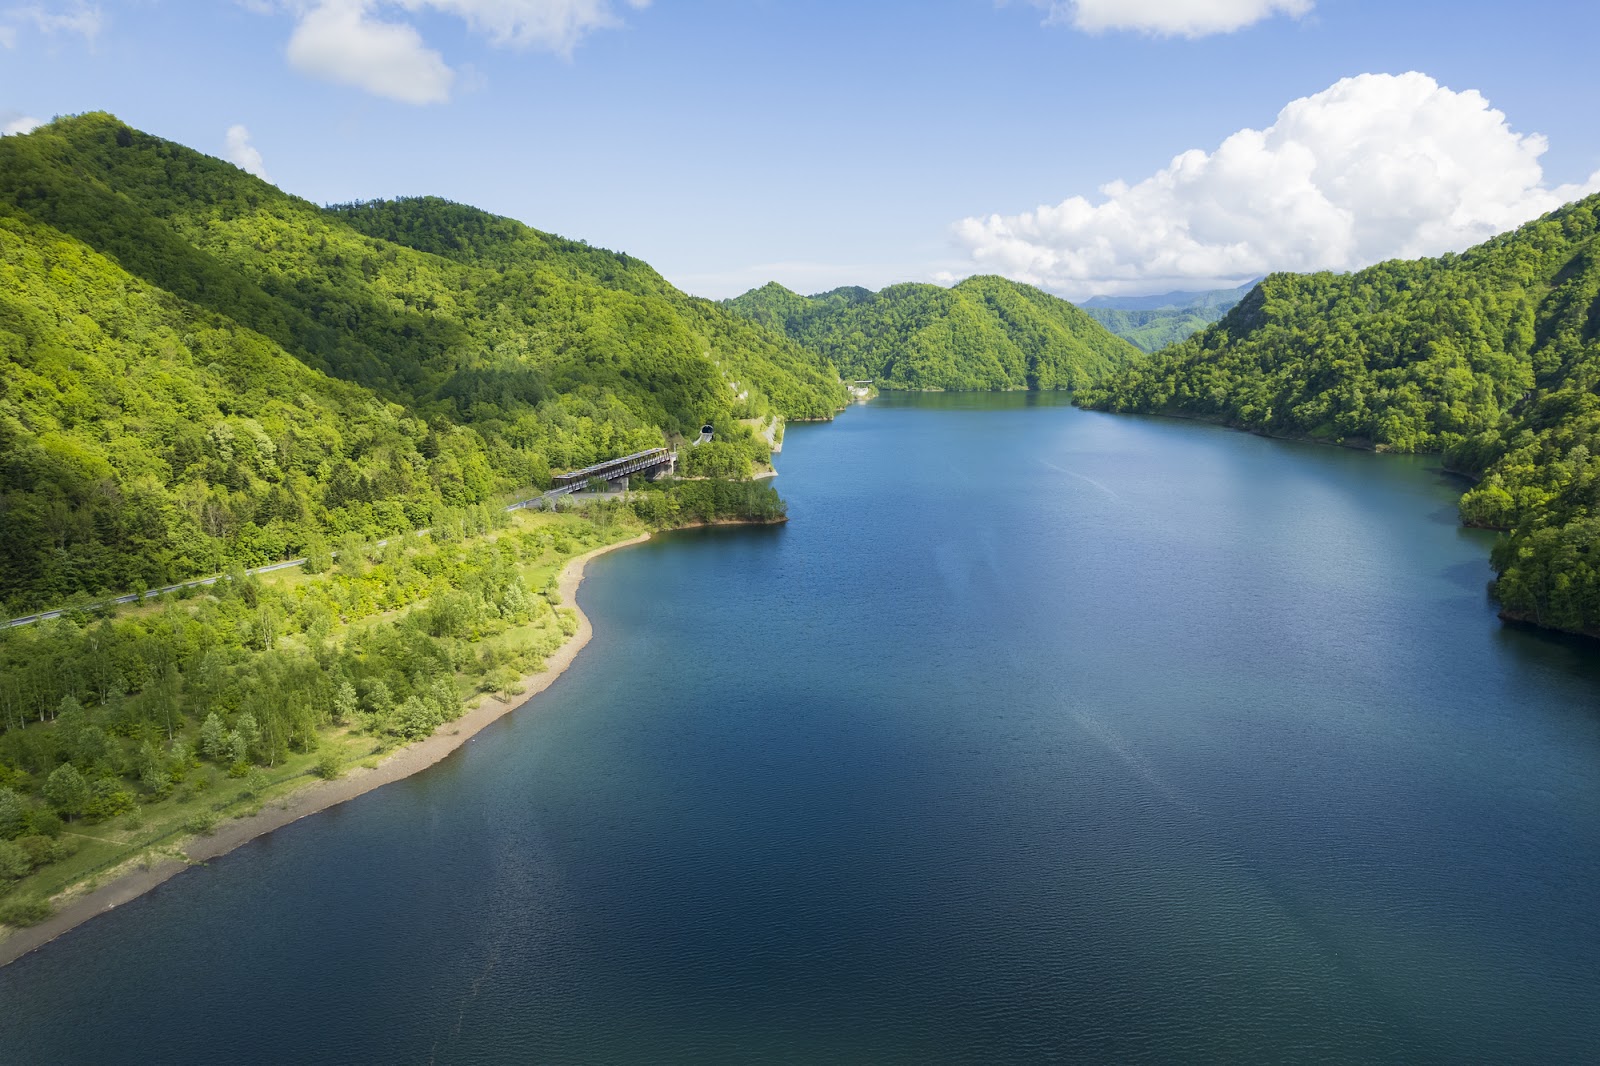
8,2,102,41
224,124,271,181
401,0,650,54
0,26,14,46
288,0,455,105
280,0,646,103
953,73,1600,298
1029,0,1310,37
2,115,44,136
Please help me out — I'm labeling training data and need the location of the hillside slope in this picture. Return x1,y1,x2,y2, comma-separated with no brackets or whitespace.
724,276,1140,391
0,114,844,610
1081,195,1600,636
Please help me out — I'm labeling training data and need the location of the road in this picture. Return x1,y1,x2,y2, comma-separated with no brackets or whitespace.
5,484,584,629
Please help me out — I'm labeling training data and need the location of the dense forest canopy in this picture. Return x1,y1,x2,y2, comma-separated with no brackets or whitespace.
1080,194,1600,637
1081,281,1257,353
0,113,844,611
723,276,1140,392
0,114,809,921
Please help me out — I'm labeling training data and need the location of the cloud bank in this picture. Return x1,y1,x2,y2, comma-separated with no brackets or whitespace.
224,125,271,181
953,73,1600,297
283,0,648,104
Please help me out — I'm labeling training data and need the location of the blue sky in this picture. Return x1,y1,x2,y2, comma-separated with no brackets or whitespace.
3,0,1599,299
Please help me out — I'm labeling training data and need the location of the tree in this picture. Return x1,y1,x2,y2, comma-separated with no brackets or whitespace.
44,764,90,820
301,532,333,575
225,730,249,770
147,670,183,741
137,741,170,796
332,681,358,726
235,713,262,762
0,788,26,839
394,697,438,740
363,680,393,720
199,713,229,761
337,534,369,579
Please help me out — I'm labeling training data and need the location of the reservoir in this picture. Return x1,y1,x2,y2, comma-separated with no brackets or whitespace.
3,394,1598,1063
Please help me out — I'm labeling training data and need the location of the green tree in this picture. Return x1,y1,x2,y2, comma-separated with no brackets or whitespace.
225,730,250,772
301,532,334,575
43,764,90,820
0,788,26,839
198,713,229,761
235,713,262,763
331,681,359,726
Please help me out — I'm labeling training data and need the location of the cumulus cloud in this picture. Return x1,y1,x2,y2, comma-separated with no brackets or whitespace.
224,124,271,181
288,0,455,104
2,115,44,136
279,0,646,103
1029,0,1311,37
953,73,1600,298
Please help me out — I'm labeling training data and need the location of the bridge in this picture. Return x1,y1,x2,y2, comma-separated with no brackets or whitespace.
549,447,676,495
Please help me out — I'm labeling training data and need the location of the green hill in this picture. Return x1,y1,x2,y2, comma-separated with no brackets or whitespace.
1081,281,1257,352
1080,195,1600,637
0,113,845,611
724,276,1140,392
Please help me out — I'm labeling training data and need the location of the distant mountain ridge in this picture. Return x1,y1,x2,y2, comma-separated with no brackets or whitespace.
1081,281,1259,352
724,277,1140,392
1080,282,1259,312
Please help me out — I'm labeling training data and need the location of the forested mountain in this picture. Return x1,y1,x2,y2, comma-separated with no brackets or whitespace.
724,276,1139,391
0,113,844,611
1081,281,1257,353
1080,194,1600,637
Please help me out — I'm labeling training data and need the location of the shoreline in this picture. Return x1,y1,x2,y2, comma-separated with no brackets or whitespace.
0,532,653,970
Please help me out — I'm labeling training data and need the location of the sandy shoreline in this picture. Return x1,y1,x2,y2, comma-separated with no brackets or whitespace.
0,532,653,970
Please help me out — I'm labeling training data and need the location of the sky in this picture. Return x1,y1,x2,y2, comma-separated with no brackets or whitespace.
3,0,1600,300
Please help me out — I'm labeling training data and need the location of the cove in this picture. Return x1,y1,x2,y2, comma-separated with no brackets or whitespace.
3,394,1598,1063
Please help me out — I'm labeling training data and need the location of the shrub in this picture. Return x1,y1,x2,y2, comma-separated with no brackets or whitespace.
313,750,343,780
240,769,270,799
0,840,30,881
15,835,71,869
0,896,53,927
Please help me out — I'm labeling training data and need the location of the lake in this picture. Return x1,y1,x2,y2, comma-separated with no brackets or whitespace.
3,394,1598,1063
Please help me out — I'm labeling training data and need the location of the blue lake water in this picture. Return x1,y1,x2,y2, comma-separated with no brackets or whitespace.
3,394,1599,1063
